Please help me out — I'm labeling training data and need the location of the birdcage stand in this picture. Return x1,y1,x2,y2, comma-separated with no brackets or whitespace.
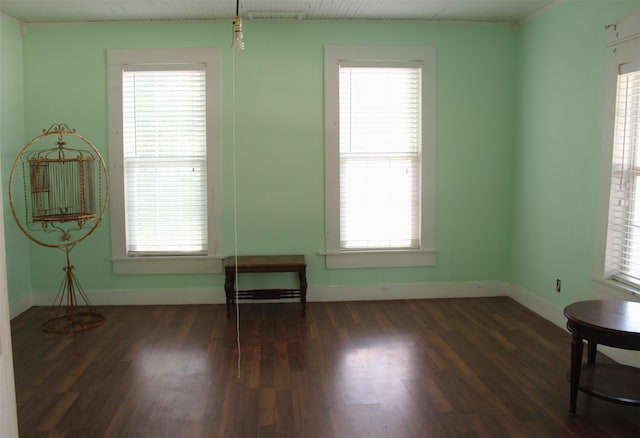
41,245,104,333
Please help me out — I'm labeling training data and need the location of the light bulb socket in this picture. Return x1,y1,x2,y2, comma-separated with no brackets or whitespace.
233,16,243,31
232,16,245,51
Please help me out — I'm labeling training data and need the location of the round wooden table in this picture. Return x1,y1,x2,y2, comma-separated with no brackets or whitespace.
563,300,640,414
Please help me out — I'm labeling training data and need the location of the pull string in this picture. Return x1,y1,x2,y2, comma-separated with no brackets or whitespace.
232,48,242,380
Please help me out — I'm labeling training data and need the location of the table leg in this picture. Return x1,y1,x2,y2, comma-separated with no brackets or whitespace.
569,333,584,415
299,268,307,317
587,341,597,364
224,271,235,318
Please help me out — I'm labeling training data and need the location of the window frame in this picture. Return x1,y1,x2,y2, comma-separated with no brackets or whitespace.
323,46,437,269
107,48,222,274
594,13,640,297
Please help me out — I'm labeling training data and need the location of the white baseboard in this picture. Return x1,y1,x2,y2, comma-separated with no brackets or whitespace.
12,281,639,367
509,283,640,368
311,281,510,301
28,288,227,307
508,283,567,329
11,281,510,316
9,293,32,319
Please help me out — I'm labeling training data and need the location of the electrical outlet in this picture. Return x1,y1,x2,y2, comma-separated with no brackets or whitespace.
555,279,561,292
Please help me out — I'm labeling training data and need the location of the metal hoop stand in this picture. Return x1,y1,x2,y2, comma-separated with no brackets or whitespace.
9,124,109,334
41,246,104,333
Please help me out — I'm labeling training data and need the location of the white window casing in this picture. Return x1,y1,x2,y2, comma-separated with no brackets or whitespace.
594,13,640,298
107,48,222,274
324,46,437,269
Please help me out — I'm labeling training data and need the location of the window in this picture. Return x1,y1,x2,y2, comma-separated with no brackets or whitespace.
595,12,640,295
108,49,222,274
324,46,436,269
605,66,640,285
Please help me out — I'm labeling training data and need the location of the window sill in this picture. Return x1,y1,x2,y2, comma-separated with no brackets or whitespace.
112,255,223,275
323,249,437,269
592,275,640,302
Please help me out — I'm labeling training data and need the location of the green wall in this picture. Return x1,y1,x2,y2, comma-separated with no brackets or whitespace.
510,0,640,308
0,14,32,302
7,1,640,310
7,2,640,309
0,20,515,298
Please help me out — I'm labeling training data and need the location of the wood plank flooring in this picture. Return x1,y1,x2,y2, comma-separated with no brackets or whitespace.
10,297,640,437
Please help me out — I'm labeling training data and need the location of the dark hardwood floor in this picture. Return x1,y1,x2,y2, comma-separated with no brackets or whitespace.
10,297,640,437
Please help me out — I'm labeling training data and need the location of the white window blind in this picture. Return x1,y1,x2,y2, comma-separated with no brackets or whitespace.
123,66,208,255
606,65,640,284
338,63,422,249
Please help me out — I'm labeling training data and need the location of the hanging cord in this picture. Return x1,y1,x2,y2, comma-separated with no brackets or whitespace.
232,48,242,380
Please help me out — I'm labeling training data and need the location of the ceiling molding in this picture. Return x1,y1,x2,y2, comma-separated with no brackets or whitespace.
0,1,557,25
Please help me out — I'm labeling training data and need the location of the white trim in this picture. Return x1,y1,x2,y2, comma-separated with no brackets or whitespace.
312,281,509,301
597,346,640,368
508,283,567,329
14,281,508,309
323,45,437,269
13,281,640,368
26,288,225,306
592,47,618,279
324,249,437,269
21,20,517,29
619,61,640,75
107,48,222,275
509,283,640,368
0,161,19,437
594,11,640,283
8,293,32,319
592,275,640,301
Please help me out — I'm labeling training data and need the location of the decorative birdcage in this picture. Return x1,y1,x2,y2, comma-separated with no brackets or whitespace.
9,124,109,333
29,155,96,224
27,146,97,228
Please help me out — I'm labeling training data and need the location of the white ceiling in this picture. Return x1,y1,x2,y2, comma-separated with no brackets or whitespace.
1,0,558,24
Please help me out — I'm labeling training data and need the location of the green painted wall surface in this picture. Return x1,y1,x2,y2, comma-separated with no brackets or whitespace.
10,20,515,294
5,1,640,309
0,15,32,301
511,0,640,307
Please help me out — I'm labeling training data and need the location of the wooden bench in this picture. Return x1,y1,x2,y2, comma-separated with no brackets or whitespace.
224,255,307,317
